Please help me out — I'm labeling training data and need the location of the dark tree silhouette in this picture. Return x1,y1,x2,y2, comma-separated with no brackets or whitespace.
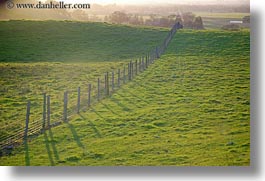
193,16,204,29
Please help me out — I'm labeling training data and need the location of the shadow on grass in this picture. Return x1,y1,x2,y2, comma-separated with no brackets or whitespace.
24,139,30,166
109,95,131,111
48,129,60,161
90,107,106,120
43,129,60,166
67,123,84,148
99,102,121,116
124,88,149,104
78,113,102,138
44,132,55,166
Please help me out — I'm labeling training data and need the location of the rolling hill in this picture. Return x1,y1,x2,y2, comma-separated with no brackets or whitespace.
0,21,250,166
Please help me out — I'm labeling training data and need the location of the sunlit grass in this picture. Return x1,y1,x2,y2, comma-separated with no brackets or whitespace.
0,22,249,166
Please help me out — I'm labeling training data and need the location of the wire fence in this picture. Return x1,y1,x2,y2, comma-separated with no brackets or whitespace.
0,22,182,155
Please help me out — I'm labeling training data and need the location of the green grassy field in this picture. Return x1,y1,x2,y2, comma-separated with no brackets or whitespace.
0,20,168,62
0,21,250,166
0,21,169,139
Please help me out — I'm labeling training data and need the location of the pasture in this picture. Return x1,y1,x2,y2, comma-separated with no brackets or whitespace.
0,21,250,166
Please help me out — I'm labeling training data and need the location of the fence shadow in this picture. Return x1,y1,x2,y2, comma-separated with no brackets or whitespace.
90,107,107,120
48,129,60,161
99,102,121,116
43,132,55,166
111,92,141,111
78,113,102,138
67,123,84,148
109,96,132,112
24,140,30,166
124,88,149,104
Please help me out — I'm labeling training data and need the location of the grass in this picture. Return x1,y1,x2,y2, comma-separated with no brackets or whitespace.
0,20,168,62
0,20,169,138
0,23,250,166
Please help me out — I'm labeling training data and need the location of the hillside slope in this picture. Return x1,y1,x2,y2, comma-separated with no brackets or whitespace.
0,20,168,62
0,29,250,166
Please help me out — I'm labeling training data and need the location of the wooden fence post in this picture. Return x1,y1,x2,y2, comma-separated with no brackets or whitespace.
47,95,51,128
112,71,114,92
142,57,145,70
88,84,91,107
106,72,109,96
128,63,130,81
146,55,148,69
147,52,150,66
118,69,120,87
131,61,133,79
139,58,141,72
135,60,138,75
42,93,46,131
97,78,100,101
63,91,68,122
77,87,81,113
123,66,126,84
156,46,160,58
139,57,141,72
104,74,107,92
24,101,30,142
140,58,142,71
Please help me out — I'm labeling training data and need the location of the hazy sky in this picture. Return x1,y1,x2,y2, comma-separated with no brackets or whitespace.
55,0,249,5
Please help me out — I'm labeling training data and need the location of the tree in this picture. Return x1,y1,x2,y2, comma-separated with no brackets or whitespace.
193,16,204,29
182,12,195,29
128,14,142,25
104,15,109,22
159,17,171,27
175,14,183,25
109,11,129,24
71,10,88,21
243,16,250,23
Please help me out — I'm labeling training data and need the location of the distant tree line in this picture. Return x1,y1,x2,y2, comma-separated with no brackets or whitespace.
105,11,204,29
1,0,204,29
221,15,250,31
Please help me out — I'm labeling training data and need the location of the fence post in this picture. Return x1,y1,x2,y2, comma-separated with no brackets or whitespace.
139,57,141,72
77,87,81,113
47,95,51,128
104,74,107,92
147,53,149,66
140,58,142,71
146,55,148,69
112,71,114,92
42,93,46,131
135,60,138,75
156,47,160,58
118,69,120,87
106,72,109,96
24,101,30,142
97,78,100,101
142,57,145,71
63,91,68,122
148,52,151,64
139,58,141,72
127,63,130,81
131,61,133,79
123,66,126,84
88,84,91,107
